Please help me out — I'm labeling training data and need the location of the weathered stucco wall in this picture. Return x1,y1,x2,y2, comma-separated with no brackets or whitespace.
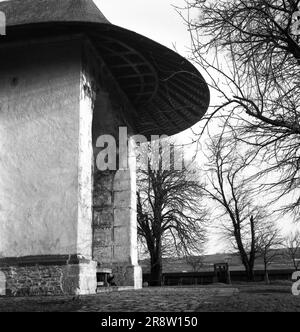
0,38,81,257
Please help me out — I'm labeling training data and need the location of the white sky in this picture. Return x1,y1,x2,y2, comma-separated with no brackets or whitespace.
95,0,191,56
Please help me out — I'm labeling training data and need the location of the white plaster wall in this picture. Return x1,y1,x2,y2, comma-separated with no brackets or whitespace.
77,71,95,259
0,38,82,257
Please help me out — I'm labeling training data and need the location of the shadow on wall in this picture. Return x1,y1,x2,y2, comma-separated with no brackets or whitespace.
0,271,6,296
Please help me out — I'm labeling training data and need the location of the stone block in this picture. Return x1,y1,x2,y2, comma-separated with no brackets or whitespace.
93,228,113,247
114,208,128,227
93,245,113,264
77,260,97,295
0,256,97,296
113,178,131,192
93,209,114,227
113,245,130,262
114,169,131,183
114,190,136,208
93,189,112,207
112,263,142,289
114,226,129,245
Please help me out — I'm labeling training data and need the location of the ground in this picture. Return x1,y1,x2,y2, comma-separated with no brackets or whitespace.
0,283,299,312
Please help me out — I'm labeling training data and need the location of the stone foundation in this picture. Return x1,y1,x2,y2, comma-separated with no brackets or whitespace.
0,255,97,297
112,264,142,289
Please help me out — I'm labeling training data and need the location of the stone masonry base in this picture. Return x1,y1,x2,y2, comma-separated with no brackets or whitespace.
112,264,142,289
0,255,97,297
0,256,142,296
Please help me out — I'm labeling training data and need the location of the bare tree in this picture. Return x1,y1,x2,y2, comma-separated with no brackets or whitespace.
185,254,204,272
202,134,269,281
285,231,300,270
257,225,284,284
180,0,300,215
137,140,207,286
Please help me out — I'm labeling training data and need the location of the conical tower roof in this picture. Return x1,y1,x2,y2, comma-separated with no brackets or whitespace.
0,0,210,138
1,0,110,25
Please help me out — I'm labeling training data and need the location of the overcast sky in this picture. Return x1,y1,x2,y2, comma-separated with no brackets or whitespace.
96,0,191,56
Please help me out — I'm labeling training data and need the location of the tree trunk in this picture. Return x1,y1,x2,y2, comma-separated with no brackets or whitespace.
234,225,255,282
248,216,256,282
264,263,270,285
240,251,255,281
150,237,163,286
245,266,255,282
293,259,299,272
150,255,163,286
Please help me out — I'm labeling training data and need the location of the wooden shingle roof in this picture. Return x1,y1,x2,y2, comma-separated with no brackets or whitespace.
0,0,210,138
1,0,109,26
